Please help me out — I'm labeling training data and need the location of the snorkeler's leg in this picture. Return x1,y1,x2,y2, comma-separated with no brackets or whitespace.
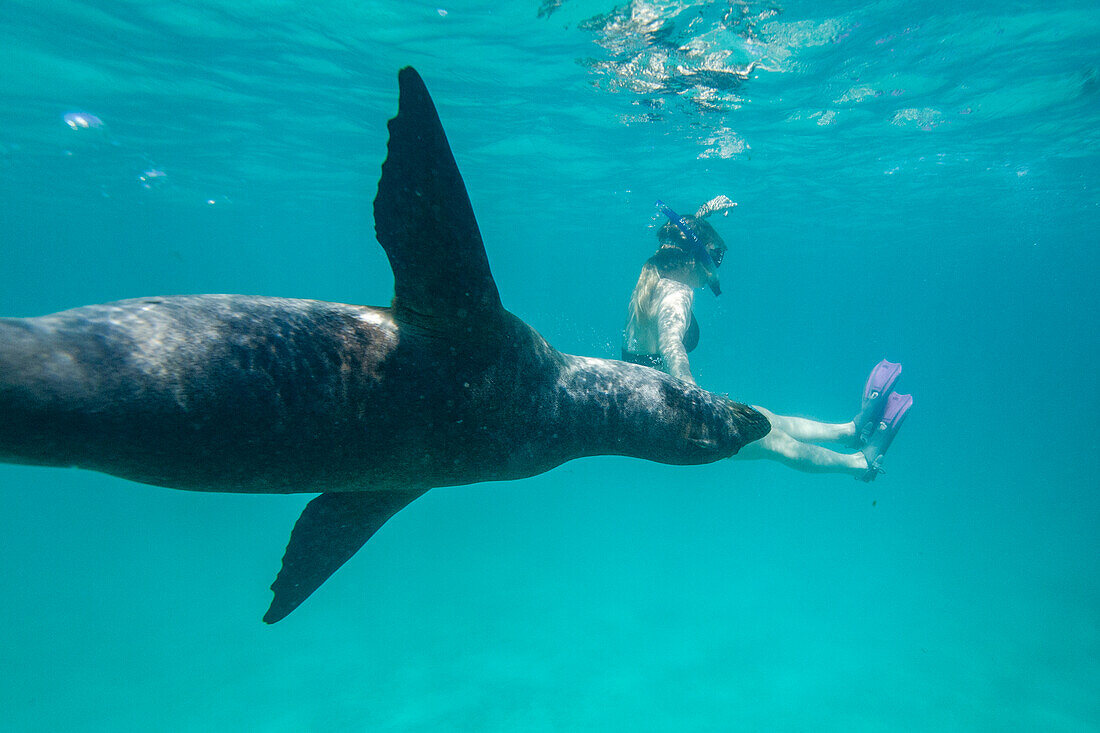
736,422,867,477
751,406,856,444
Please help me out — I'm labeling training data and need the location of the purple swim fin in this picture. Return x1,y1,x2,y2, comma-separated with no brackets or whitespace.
860,391,913,482
854,359,902,446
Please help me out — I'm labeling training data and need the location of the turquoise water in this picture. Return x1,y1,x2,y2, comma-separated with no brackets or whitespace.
1,0,1098,729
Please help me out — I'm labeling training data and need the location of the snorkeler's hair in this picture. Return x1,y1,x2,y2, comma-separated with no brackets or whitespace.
646,246,695,276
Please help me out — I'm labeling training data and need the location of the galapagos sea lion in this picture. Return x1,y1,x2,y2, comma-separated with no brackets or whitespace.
0,68,769,622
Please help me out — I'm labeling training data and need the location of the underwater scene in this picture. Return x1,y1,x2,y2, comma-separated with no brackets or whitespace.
1,0,1097,730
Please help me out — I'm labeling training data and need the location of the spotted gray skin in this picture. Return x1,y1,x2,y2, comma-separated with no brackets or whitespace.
0,68,769,623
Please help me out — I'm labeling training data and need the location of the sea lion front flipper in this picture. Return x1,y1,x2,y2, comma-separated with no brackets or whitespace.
373,67,504,331
263,489,427,624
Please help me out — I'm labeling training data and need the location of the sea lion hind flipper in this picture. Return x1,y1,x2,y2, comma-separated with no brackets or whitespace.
373,67,503,330
263,489,427,624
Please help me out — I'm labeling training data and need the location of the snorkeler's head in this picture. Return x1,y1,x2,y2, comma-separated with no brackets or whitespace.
653,200,727,295
656,215,728,267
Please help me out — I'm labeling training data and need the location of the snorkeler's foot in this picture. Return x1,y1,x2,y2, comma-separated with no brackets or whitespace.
852,359,902,446
859,391,913,482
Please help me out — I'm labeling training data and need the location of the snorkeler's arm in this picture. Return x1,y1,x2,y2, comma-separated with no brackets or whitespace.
656,282,696,384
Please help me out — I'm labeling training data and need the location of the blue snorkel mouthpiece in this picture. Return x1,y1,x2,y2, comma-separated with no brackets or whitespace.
655,200,722,296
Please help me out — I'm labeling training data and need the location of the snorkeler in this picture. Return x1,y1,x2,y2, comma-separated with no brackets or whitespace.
621,196,734,383
621,199,913,481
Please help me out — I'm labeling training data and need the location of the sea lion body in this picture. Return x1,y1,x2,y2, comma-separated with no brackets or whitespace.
0,294,755,494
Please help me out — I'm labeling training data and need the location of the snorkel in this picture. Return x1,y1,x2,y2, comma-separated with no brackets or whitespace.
655,200,722,296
